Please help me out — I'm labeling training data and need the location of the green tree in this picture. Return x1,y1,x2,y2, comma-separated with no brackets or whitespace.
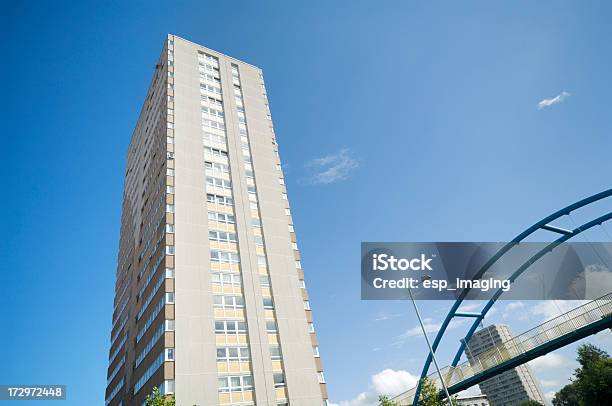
552,343,612,406
517,401,543,406
416,377,456,406
552,382,579,406
379,394,398,406
145,387,176,406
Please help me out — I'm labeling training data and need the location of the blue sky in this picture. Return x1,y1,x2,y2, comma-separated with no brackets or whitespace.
3,1,612,405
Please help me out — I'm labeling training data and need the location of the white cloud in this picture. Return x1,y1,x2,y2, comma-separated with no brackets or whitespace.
393,317,468,347
528,300,587,322
545,391,557,403
305,148,358,184
372,369,419,396
528,353,573,372
502,301,527,319
540,379,560,388
402,317,444,337
374,312,403,322
458,302,482,312
538,91,571,109
330,369,418,406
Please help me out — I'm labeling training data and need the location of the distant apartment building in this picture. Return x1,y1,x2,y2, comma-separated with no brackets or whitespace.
104,34,328,406
466,325,545,406
455,393,490,406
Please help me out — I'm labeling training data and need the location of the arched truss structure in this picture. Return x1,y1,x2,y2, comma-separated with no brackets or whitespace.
412,188,612,405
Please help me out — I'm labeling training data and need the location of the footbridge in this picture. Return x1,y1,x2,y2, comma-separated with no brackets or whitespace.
393,188,612,405
392,293,612,404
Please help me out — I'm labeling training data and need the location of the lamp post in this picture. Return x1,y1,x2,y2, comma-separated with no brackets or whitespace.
407,276,453,405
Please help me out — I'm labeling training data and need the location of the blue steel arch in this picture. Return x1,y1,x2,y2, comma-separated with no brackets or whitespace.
412,188,612,405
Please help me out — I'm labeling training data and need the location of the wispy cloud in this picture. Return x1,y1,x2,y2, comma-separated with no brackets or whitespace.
393,317,468,347
528,353,574,371
305,148,358,184
538,91,571,109
502,301,527,320
374,312,403,322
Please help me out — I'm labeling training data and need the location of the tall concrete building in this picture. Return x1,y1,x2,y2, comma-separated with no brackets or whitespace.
105,35,328,406
466,325,545,406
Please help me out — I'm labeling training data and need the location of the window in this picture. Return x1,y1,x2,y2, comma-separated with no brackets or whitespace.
285,208,291,216
207,193,234,206
260,275,270,287
252,218,262,228
165,268,175,278
166,204,175,213
208,211,236,224
161,379,175,395
313,346,320,357
291,242,298,250
211,272,241,285
317,372,326,384
217,346,250,362
204,146,228,158
295,261,302,269
213,295,245,309
288,224,294,232
218,375,254,393
165,319,175,331
263,297,274,309
308,323,315,333
206,177,232,190
203,131,226,145
299,280,306,289
215,320,247,335
266,320,277,333
270,345,282,360
304,301,311,310
166,245,175,255
209,230,237,243
205,161,229,174
166,224,175,233
257,256,267,267
166,168,174,176
134,351,164,393
254,235,264,246
210,250,240,263
274,372,286,388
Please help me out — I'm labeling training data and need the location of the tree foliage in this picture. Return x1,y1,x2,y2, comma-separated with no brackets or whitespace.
517,401,543,406
145,387,176,406
552,343,612,406
416,377,456,406
379,395,399,406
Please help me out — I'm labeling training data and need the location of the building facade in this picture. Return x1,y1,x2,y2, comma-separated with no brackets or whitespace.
455,394,490,406
466,325,545,406
105,34,328,406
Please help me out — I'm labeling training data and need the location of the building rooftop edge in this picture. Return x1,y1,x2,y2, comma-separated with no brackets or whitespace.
169,33,262,71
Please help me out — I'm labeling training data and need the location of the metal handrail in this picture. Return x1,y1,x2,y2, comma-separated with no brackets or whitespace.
393,293,612,405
